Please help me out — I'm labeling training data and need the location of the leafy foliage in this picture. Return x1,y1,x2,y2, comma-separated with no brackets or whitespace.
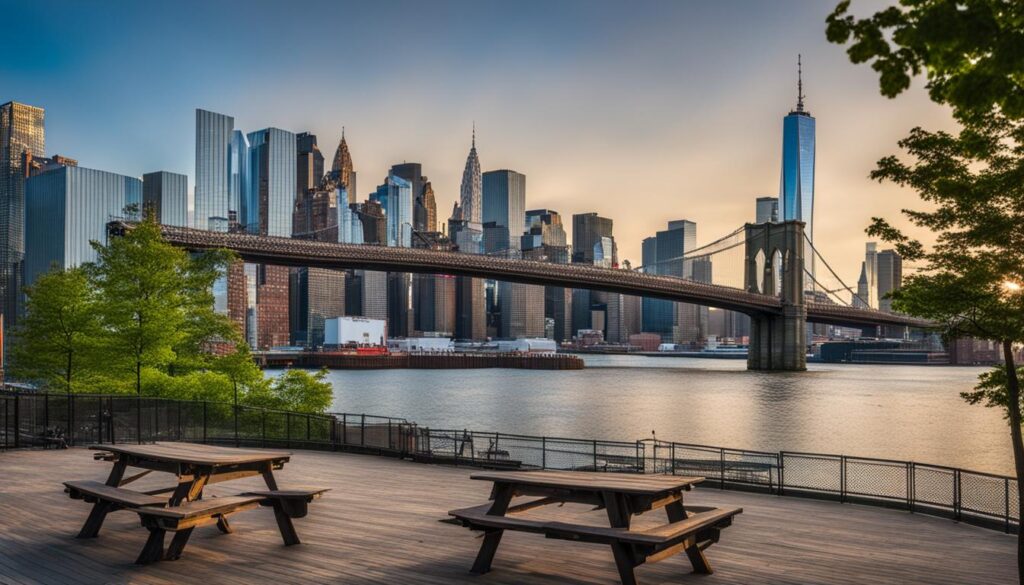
827,0,1024,121
10,267,102,391
13,215,334,415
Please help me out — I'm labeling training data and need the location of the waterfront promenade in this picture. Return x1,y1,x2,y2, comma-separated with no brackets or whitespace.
0,447,1014,584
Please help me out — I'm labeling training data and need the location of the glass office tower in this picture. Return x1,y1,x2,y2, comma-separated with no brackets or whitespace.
779,58,816,280
246,127,297,237
25,166,142,288
142,171,188,227
194,109,234,230
228,130,248,224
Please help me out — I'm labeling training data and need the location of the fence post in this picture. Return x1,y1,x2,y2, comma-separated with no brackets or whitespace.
388,419,393,451
907,462,914,512
542,437,546,470
779,452,786,496
286,413,291,449
136,394,142,445
72,392,78,446
840,456,847,503
44,393,49,435
342,413,347,445
1005,477,1011,534
720,448,725,489
261,410,266,448
593,440,598,471
177,400,182,441
671,443,676,476
425,426,431,456
12,388,18,448
954,469,962,521
306,413,311,444
360,414,366,446
202,401,208,444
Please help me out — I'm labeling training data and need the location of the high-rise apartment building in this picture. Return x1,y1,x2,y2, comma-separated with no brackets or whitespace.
779,57,816,279
142,171,188,227
0,101,45,327
195,109,234,230
755,196,779,223
24,166,141,288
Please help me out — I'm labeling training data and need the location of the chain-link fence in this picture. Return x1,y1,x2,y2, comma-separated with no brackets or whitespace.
1,389,1017,535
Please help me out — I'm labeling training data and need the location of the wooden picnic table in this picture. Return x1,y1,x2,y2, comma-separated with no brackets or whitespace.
66,442,326,564
450,470,741,585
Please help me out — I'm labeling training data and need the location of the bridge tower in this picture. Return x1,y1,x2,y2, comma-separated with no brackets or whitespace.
744,220,807,371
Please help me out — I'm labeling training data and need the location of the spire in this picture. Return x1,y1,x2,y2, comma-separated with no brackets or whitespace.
342,126,345,141
472,121,476,149
796,54,805,113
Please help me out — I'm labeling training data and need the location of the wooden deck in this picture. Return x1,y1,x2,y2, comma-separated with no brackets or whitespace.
0,447,1014,584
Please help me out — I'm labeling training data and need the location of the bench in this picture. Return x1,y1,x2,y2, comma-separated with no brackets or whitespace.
64,480,168,538
243,488,330,546
132,495,265,564
450,502,742,584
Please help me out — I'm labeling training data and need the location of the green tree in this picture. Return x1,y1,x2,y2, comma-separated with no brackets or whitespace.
11,267,101,391
243,368,333,414
88,215,237,396
826,0,1024,121
829,1,1024,577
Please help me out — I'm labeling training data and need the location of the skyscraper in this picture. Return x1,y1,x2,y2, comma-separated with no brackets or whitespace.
246,127,297,237
0,101,45,327
864,242,879,308
459,126,482,223
572,213,615,265
854,262,869,308
482,170,526,253
876,249,902,314
373,174,413,248
330,129,356,205
450,127,487,340
25,166,141,288
228,130,248,225
194,109,234,230
142,171,188,227
523,209,571,341
779,56,816,279
755,196,779,223
296,132,324,197
571,212,616,336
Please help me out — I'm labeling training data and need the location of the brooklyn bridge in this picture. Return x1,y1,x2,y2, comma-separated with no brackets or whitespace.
109,220,931,372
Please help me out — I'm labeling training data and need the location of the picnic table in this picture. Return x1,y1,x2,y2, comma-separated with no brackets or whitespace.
450,470,742,585
64,442,327,564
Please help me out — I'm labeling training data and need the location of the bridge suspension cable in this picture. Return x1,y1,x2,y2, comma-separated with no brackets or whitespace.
803,233,870,308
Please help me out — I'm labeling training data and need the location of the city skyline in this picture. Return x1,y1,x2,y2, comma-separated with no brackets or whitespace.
2,0,954,277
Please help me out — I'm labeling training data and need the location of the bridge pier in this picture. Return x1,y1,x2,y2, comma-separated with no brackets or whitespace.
745,221,808,372
748,305,807,371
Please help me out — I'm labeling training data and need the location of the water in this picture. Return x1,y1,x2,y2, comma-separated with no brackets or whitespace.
309,355,1012,475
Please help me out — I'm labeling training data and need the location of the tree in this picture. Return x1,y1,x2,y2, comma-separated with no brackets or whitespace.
826,0,1024,122
88,215,237,396
243,368,333,414
11,267,101,392
829,1,1024,578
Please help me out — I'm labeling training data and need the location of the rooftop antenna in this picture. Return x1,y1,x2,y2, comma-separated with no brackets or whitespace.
796,54,805,112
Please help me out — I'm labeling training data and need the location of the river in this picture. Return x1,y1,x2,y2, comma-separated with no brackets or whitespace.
308,355,1012,476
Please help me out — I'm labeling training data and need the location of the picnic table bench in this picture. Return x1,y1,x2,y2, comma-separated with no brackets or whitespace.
449,470,741,585
63,443,328,564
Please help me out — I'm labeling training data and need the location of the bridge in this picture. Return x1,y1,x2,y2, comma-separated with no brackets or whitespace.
109,220,931,372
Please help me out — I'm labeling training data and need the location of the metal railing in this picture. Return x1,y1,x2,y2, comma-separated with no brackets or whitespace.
1,390,1016,534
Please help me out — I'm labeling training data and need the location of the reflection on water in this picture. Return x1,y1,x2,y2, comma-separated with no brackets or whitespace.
312,354,1011,475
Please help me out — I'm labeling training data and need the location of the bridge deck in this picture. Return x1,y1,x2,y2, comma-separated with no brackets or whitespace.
0,447,1011,584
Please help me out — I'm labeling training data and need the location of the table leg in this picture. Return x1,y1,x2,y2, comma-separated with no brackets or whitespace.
215,515,233,534
165,528,194,560
611,542,639,585
261,465,280,490
77,460,128,538
272,502,301,546
136,526,166,565
602,491,631,528
470,483,514,575
665,498,688,522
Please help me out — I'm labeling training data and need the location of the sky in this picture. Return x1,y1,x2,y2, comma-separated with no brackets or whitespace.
1,0,955,284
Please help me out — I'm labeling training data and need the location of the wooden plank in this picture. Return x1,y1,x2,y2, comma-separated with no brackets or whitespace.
471,470,704,495
88,442,291,467
0,448,1011,585
64,480,168,508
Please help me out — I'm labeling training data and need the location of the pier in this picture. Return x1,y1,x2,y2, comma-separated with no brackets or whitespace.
255,351,584,370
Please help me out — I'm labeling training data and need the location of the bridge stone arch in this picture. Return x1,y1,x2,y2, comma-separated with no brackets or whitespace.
745,221,807,371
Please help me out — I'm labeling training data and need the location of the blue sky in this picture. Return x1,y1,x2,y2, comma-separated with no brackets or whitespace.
1,0,952,278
